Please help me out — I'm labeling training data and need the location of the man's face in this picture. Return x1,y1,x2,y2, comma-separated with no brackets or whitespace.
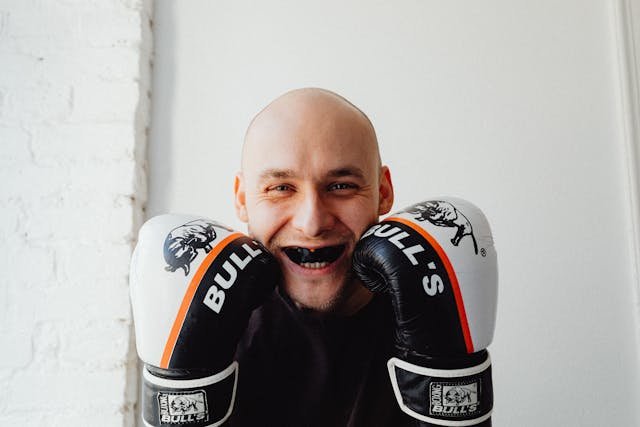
235,91,393,313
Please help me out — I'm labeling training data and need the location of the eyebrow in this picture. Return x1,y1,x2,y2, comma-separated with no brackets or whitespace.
258,169,296,181
257,166,366,181
327,167,365,179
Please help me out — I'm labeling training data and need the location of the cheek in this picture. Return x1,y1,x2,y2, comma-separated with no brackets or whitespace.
245,200,288,244
335,199,380,237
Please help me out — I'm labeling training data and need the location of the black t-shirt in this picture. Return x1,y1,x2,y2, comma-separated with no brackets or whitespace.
230,288,412,427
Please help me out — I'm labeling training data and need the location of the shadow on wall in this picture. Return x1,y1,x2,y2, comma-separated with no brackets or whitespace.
148,0,177,219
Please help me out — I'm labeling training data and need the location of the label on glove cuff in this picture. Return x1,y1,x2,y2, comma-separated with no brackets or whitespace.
429,379,480,419
157,390,209,424
388,356,493,427
142,361,238,427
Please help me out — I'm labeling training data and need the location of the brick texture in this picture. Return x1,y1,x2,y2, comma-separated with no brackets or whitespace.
0,0,152,425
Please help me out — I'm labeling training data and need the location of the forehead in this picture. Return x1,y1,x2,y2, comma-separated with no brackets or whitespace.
242,95,379,182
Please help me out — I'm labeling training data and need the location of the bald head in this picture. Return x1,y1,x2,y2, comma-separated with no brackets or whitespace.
242,88,380,171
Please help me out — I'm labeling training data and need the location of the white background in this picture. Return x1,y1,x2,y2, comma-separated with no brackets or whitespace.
148,1,640,426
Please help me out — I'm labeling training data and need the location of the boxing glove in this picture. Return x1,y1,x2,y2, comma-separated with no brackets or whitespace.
130,214,280,427
352,197,498,426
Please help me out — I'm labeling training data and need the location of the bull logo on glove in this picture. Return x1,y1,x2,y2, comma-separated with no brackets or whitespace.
169,395,202,414
444,386,475,406
403,201,478,255
164,219,224,276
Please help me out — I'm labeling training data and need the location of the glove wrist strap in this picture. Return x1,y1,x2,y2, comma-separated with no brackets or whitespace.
387,354,492,426
141,361,238,427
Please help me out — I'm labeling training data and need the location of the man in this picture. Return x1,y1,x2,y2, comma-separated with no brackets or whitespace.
230,88,405,425
130,88,496,427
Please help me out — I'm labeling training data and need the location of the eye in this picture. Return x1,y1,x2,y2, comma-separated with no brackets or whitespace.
266,184,294,193
328,182,358,192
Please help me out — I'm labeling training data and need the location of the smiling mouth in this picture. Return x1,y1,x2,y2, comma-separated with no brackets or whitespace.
283,245,346,269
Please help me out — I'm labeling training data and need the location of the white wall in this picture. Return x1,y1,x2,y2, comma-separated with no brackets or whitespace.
149,1,640,426
0,0,151,425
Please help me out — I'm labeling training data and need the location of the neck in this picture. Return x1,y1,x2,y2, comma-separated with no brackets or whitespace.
334,281,374,316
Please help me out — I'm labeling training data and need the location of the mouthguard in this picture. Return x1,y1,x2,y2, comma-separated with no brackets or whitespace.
283,245,345,265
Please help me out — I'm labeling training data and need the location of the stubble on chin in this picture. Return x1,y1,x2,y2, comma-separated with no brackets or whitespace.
287,269,364,315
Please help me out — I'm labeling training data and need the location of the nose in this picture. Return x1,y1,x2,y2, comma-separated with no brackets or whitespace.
291,191,336,237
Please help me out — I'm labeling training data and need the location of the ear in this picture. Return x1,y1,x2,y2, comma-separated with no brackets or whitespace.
234,172,249,223
378,166,394,215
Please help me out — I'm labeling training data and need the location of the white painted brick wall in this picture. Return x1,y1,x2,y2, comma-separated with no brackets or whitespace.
0,0,151,425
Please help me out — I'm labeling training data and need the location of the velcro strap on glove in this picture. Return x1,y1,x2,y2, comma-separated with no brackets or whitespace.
387,355,492,426
141,361,238,427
